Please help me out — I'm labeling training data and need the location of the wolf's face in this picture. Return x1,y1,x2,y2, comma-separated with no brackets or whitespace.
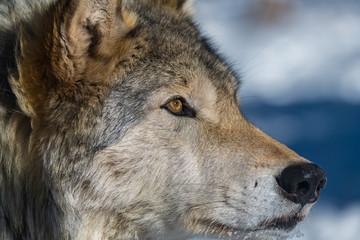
84,43,324,239
10,0,326,239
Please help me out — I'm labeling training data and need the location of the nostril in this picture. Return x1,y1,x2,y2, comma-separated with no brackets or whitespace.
315,178,327,196
276,163,327,205
296,181,311,196
318,179,327,190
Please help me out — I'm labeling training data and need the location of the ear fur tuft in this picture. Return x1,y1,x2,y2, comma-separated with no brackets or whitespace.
14,0,138,117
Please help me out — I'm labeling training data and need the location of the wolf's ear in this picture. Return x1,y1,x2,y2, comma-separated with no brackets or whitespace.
16,0,137,117
60,0,138,59
148,0,194,15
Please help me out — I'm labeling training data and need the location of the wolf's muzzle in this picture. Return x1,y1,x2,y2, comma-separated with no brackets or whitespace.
276,163,327,205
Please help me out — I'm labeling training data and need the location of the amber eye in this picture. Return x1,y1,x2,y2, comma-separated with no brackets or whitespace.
167,99,183,114
161,97,196,117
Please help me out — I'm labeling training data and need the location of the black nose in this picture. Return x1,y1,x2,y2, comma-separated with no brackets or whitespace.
276,163,327,205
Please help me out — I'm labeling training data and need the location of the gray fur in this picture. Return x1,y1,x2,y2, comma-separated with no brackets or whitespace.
0,0,323,239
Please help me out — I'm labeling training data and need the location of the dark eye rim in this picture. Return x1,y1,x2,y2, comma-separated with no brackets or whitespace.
160,96,196,118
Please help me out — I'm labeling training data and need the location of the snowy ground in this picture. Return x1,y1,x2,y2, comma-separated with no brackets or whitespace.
297,204,360,240
193,0,360,239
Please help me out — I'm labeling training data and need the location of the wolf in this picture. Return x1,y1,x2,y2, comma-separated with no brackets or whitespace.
0,0,327,239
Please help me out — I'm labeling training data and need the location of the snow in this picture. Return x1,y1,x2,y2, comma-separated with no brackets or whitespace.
294,204,360,240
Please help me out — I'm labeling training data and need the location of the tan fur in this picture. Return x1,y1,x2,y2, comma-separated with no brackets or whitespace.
0,0,325,239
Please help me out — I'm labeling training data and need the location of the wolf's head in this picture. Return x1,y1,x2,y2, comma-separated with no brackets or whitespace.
9,0,326,239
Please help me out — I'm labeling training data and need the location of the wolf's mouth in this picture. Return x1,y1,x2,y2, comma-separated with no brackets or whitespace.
256,213,305,231
195,213,304,237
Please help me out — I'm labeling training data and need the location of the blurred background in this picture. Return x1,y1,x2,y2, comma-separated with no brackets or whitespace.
195,0,360,239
